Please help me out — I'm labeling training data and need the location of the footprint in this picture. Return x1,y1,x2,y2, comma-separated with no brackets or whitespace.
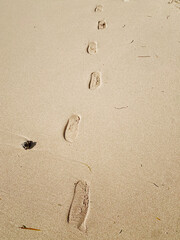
89,72,101,90
98,20,107,30
68,181,90,233
64,115,81,143
94,5,103,12
87,42,97,55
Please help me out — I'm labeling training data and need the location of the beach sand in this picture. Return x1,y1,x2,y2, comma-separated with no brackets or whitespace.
0,0,180,239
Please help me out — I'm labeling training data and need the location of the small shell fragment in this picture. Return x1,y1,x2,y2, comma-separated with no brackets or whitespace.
98,20,107,30
87,42,97,55
89,72,101,90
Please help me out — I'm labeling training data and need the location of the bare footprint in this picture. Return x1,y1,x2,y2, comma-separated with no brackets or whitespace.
89,72,101,90
94,5,103,12
68,181,90,233
87,42,97,55
64,115,81,143
98,20,107,30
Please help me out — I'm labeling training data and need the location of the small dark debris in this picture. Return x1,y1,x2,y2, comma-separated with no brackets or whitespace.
22,141,36,150
21,225,27,229
119,229,123,234
153,183,159,188
141,164,143,167
58,204,62,206
122,25,126,28
130,40,134,44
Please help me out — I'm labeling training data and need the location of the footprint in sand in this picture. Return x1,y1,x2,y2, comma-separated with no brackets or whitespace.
64,115,81,143
89,72,101,90
98,20,107,30
94,5,103,12
87,42,98,55
68,181,90,233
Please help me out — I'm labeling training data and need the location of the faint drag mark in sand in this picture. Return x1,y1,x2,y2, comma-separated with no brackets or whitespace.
68,181,90,233
27,147,92,173
78,162,92,172
0,130,36,150
89,72,101,90
98,20,107,30
87,42,98,55
94,5,103,12
64,115,81,143
114,106,128,110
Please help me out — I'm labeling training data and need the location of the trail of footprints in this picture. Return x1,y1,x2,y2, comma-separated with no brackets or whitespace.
17,3,111,234
66,4,107,232
64,4,106,145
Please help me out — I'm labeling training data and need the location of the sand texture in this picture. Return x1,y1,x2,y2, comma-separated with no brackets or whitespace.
0,0,180,239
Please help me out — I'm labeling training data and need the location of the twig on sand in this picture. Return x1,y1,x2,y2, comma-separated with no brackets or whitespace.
152,183,159,188
19,225,41,231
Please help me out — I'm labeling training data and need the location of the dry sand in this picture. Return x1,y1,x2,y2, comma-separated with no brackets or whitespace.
0,0,180,239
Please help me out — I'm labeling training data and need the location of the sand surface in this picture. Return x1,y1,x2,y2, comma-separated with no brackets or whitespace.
0,0,180,239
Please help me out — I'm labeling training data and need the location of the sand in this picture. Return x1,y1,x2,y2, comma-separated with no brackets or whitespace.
0,0,180,239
